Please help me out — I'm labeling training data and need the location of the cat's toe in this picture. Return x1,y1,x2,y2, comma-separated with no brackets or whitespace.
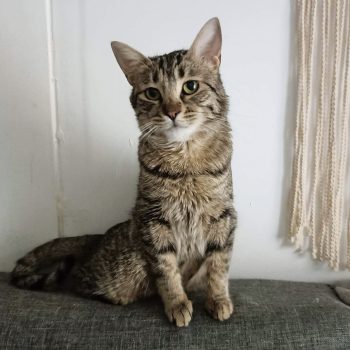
166,299,193,327
205,297,234,321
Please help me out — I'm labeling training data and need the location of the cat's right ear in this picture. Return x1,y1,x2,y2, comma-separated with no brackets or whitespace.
188,17,222,67
111,41,151,86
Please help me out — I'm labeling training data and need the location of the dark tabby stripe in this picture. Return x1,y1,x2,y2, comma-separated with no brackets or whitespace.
158,55,164,72
140,159,230,180
140,160,184,180
205,161,231,177
150,50,187,80
205,241,224,255
156,244,177,255
178,66,185,78
211,208,233,223
227,227,235,241
219,208,233,220
142,237,176,256
152,70,159,83
205,234,234,255
138,193,160,205
203,82,219,96
156,218,171,228
140,209,170,228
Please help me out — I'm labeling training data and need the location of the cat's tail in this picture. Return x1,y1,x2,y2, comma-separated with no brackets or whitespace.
11,234,102,291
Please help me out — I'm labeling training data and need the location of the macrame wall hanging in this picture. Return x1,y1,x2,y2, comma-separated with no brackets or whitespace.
290,0,350,270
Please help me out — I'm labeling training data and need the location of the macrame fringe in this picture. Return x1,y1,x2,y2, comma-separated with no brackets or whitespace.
290,0,350,270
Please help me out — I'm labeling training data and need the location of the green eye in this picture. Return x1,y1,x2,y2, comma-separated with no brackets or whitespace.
182,80,199,95
145,87,161,100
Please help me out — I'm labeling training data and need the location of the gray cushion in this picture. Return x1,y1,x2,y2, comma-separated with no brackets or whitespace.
335,281,350,305
0,273,349,349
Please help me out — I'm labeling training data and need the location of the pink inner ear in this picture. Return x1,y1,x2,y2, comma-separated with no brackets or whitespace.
213,56,221,66
189,18,222,65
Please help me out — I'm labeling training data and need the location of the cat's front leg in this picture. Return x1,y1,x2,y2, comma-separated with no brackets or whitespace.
204,209,236,321
156,253,193,327
205,249,233,321
142,222,192,327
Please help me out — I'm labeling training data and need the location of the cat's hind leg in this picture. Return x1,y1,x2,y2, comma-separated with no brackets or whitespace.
71,246,155,305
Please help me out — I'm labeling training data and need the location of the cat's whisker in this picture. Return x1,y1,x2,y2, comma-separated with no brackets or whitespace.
202,125,220,134
140,126,157,141
140,123,155,133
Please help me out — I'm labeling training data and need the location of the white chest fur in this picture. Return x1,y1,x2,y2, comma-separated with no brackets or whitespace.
171,218,206,263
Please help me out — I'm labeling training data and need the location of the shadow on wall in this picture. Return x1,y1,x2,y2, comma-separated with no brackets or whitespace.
278,0,297,245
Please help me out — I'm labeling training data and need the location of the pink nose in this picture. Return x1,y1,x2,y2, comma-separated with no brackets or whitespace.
164,103,181,120
167,110,180,120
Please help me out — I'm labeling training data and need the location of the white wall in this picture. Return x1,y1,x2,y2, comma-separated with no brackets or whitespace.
1,0,349,282
0,0,58,271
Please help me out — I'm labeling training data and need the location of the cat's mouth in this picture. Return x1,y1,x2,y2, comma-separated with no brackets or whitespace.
163,121,199,143
166,119,188,129
169,123,186,129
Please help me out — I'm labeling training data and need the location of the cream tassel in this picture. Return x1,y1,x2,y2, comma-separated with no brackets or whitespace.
290,0,350,270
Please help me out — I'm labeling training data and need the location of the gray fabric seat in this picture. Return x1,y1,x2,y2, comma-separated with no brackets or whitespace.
0,272,349,349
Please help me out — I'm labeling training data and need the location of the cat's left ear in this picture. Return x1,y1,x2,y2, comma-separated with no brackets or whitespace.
188,17,222,67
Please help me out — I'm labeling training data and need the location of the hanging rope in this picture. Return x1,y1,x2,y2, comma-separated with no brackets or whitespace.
290,0,350,270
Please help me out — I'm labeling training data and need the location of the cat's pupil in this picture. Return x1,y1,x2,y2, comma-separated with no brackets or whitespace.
149,89,157,97
187,81,195,90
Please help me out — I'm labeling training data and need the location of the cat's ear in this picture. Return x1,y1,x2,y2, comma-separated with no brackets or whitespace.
188,17,222,66
111,41,151,85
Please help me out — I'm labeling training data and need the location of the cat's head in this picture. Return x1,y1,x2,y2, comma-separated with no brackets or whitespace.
111,18,228,144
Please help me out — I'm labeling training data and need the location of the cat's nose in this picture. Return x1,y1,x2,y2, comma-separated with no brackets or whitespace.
167,111,180,120
164,103,181,121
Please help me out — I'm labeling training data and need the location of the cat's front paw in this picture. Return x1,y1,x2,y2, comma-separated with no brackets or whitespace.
205,296,234,321
166,299,193,327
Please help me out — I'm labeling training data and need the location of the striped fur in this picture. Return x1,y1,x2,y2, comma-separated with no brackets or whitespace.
11,18,237,327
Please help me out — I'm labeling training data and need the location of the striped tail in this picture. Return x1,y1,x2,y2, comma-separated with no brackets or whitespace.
11,234,101,291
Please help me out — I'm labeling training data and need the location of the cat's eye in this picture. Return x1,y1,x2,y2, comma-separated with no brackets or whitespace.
182,80,199,95
145,87,161,100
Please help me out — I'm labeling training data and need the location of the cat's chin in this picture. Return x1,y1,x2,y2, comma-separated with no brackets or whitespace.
163,124,199,143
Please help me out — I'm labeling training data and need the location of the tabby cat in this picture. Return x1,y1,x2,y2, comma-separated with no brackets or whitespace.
11,17,237,327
